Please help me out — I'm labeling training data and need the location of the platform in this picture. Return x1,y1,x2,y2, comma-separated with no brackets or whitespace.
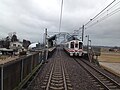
99,62,120,77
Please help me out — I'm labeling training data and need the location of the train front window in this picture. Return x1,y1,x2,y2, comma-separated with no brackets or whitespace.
79,42,82,49
75,43,78,48
70,42,74,48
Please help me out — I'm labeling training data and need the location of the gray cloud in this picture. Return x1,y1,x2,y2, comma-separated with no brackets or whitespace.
0,0,120,46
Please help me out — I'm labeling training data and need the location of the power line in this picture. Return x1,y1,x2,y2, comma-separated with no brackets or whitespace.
107,0,120,11
85,7,120,29
86,9,120,29
84,0,116,26
88,0,120,23
59,0,63,33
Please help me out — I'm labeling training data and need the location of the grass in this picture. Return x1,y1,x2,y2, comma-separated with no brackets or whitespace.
0,55,9,60
98,52,120,63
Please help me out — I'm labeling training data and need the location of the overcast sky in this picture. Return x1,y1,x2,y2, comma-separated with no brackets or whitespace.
0,0,120,46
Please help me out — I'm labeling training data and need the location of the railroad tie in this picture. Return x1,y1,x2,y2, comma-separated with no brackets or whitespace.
49,86,64,90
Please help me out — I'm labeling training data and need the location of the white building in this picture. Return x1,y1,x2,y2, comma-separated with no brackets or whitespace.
9,42,23,49
28,43,39,49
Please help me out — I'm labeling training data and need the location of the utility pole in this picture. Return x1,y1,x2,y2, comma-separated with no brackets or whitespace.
89,40,91,49
86,35,92,62
45,28,47,48
45,28,48,61
82,25,84,42
87,35,89,52
86,35,89,52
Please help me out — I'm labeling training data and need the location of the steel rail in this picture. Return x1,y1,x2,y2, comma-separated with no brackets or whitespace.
81,59,120,88
74,58,110,90
60,48,68,90
46,64,54,90
62,66,68,90
46,47,68,90
46,48,57,90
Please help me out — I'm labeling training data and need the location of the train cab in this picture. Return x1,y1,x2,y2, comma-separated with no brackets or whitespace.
64,40,83,56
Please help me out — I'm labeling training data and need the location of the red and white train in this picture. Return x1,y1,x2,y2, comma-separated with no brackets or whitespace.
63,39,83,56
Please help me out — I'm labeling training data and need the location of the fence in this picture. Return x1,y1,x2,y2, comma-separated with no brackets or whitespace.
0,47,56,90
0,52,42,90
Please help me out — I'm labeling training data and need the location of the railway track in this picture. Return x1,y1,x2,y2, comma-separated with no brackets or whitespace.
74,58,120,90
41,48,73,90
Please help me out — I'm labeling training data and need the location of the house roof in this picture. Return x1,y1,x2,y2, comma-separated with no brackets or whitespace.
28,43,38,48
48,35,56,41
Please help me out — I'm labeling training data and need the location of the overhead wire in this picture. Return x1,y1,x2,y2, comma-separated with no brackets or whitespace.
83,0,108,25
84,0,120,30
84,0,117,26
100,7,120,20
85,7,120,29
107,0,120,11
87,0,120,24
59,0,63,33
86,8,120,29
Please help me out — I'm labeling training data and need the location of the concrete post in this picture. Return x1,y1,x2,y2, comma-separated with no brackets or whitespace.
1,65,3,90
45,28,48,61
20,59,23,81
